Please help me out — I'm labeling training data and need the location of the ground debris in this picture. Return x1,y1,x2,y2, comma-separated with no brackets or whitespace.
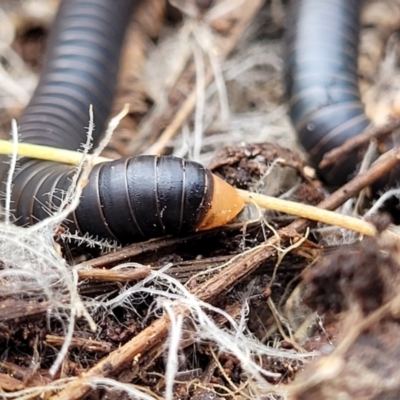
291,234,400,399
1,0,400,399
209,142,324,204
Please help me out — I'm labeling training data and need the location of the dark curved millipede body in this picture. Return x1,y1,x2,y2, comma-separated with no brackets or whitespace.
285,0,371,186
19,0,135,150
13,156,218,244
8,0,244,244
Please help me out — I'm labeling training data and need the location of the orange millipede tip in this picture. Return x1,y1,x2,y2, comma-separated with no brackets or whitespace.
196,174,244,231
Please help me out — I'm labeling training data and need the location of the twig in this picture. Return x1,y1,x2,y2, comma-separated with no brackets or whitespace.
317,146,400,211
81,231,216,269
238,189,377,237
237,145,400,239
45,335,112,353
146,87,206,155
319,116,400,169
76,266,150,283
0,299,53,322
258,147,400,243
0,139,111,165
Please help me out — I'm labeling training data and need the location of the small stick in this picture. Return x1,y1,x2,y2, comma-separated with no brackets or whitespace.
46,335,112,353
240,146,400,238
288,147,400,240
146,79,211,155
317,146,400,211
0,139,111,165
319,116,400,168
237,189,377,237
76,266,150,283
82,231,215,269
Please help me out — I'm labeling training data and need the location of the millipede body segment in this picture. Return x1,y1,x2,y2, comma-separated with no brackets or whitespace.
285,0,371,186
8,0,244,244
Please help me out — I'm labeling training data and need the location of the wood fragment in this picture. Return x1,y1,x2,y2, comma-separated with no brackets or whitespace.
81,231,216,269
287,147,400,239
317,147,400,211
319,116,400,169
76,266,150,283
46,335,113,353
0,299,52,322
0,360,50,388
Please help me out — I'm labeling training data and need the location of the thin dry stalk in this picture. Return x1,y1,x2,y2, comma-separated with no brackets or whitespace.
45,335,112,353
76,265,150,283
320,116,400,168
141,0,264,155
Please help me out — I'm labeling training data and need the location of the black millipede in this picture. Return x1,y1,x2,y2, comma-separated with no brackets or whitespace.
285,0,372,187
7,0,244,244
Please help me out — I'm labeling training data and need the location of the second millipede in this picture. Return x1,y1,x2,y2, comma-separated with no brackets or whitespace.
285,0,371,187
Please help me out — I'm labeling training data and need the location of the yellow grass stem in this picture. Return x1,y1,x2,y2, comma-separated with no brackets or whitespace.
0,139,111,165
236,189,378,237
0,137,394,239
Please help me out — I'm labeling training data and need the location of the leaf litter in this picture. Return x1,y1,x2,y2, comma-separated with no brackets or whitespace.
0,0,400,399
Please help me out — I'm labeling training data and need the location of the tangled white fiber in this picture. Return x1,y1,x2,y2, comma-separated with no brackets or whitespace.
0,108,317,399
0,106,127,380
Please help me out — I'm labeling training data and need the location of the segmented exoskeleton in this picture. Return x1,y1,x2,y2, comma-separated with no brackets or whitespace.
285,0,371,186
9,0,243,244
